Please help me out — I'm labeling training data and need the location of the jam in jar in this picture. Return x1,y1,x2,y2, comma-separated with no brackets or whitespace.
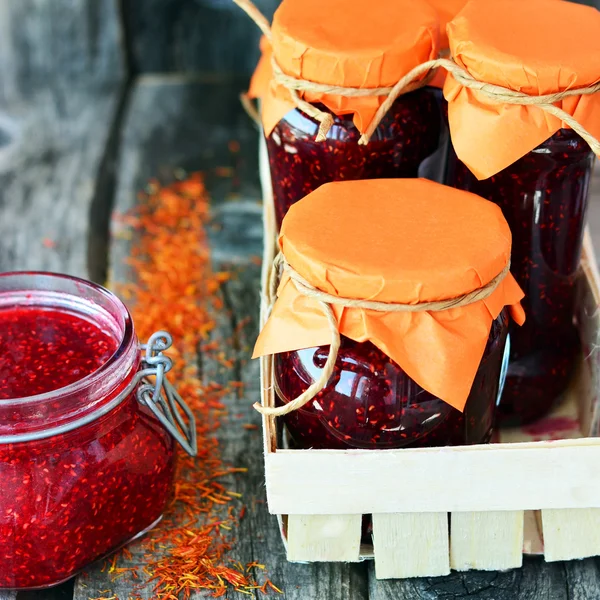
260,0,444,227
267,92,442,227
441,0,600,422
276,312,509,450
0,272,196,590
446,130,594,423
254,178,525,451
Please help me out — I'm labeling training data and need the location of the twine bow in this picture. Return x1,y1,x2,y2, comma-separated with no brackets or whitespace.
233,0,600,154
253,253,510,417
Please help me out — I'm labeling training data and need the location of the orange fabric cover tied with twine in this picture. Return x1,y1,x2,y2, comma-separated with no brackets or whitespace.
246,0,457,100
253,179,525,412
260,0,439,137
444,0,600,179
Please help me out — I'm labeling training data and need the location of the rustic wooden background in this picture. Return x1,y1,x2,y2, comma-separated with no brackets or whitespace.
1,1,600,599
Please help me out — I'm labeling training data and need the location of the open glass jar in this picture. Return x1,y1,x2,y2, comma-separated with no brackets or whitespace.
258,0,444,227
0,272,196,590
443,0,600,422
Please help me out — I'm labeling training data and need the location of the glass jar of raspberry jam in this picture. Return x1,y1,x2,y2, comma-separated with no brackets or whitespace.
276,313,509,450
446,130,593,424
254,179,525,451
260,0,443,227
0,272,196,590
443,0,600,423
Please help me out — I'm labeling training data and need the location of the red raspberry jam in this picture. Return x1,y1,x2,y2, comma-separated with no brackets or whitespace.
266,89,443,227
275,311,509,450
446,129,594,424
0,273,177,590
0,308,116,398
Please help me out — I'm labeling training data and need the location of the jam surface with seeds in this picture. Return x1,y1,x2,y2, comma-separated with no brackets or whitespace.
0,307,116,399
0,306,175,589
266,88,443,227
446,129,594,424
276,312,508,450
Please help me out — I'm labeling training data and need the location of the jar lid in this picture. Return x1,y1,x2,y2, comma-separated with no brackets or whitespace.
254,179,525,411
261,0,439,136
445,0,600,178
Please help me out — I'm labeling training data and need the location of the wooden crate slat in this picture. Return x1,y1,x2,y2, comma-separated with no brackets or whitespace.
542,508,600,562
286,514,362,562
450,511,524,571
372,513,450,579
266,433,600,515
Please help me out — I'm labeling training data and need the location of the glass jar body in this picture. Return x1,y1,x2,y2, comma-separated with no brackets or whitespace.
445,130,594,424
0,392,176,590
0,273,176,590
275,311,509,450
266,88,443,227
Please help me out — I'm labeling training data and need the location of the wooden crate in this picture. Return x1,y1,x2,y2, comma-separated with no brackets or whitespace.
257,136,600,579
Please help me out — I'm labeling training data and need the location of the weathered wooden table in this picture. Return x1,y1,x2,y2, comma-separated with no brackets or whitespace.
3,2,600,597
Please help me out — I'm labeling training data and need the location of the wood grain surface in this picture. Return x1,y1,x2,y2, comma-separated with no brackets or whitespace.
0,0,124,104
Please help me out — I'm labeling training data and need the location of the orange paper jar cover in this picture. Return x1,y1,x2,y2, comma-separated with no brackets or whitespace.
253,179,525,412
248,35,272,100
444,0,600,180
261,0,440,137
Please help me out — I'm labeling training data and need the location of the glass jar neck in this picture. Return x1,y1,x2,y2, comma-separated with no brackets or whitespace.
0,273,139,439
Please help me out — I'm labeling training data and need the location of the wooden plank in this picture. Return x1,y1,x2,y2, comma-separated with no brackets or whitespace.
0,0,124,104
0,85,125,278
121,0,278,77
372,513,450,579
542,508,600,562
73,75,369,600
265,433,600,515
450,511,524,571
371,555,600,600
286,514,362,562
369,556,569,600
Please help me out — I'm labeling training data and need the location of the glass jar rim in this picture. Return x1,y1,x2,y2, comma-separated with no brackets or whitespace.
0,271,135,406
